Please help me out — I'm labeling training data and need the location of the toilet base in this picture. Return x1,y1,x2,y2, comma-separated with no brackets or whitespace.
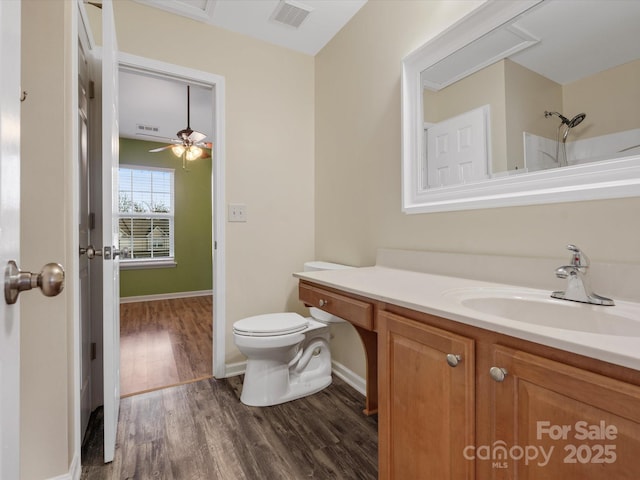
240,373,332,407
239,330,333,407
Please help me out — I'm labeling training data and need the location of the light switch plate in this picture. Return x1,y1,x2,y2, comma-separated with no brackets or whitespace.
228,203,247,222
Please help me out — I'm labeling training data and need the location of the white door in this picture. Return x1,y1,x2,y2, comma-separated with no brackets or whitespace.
101,0,121,463
0,1,21,478
426,105,489,188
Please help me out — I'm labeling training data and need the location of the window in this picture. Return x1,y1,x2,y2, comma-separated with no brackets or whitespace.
118,166,175,267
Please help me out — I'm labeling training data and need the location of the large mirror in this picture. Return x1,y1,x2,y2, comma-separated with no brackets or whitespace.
402,0,640,213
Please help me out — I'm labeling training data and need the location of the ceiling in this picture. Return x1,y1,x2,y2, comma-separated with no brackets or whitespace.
422,0,640,91
133,0,368,56
119,70,213,143
121,0,367,141
509,0,640,85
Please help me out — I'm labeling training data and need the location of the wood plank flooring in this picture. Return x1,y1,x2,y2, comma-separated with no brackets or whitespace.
81,375,378,479
120,296,213,397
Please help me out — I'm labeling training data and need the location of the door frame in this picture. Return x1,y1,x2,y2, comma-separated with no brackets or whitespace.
117,52,227,380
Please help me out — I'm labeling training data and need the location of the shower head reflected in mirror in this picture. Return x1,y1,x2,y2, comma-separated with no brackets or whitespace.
567,112,586,128
544,110,587,167
544,111,586,129
545,111,569,124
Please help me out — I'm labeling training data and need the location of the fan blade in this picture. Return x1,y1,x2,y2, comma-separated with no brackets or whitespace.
194,141,213,149
188,130,207,143
200,151,211,159
148,145,174,153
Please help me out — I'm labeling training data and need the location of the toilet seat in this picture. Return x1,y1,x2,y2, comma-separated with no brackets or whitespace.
233,312,309,337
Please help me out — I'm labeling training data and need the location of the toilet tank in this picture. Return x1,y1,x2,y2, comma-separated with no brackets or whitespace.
303,261,353,273
303,261,353,323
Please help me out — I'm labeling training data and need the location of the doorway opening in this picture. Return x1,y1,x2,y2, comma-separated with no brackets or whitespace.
77,3,226,467
116,57,226,396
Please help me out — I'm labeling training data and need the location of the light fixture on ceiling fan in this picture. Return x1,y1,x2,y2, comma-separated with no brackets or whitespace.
148,85,211,168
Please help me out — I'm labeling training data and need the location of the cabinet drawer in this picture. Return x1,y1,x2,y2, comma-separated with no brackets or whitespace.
299,282,374,330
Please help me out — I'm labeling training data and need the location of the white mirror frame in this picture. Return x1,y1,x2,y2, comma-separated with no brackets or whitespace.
401,0,640,214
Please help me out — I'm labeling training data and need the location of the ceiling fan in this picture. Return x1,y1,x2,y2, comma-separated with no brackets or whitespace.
148,85,211,166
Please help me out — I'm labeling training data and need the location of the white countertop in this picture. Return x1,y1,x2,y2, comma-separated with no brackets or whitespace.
294,266,640,372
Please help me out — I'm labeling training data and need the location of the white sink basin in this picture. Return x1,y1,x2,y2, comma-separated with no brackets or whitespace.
444,287,640,336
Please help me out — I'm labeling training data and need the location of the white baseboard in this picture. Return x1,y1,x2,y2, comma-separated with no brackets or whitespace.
331,360,366,396
120,289,213,304
47,452,80,480
223,361,247,378
222,359,367,397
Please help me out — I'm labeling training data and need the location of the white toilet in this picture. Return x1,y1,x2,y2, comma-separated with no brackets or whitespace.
233,261,352,407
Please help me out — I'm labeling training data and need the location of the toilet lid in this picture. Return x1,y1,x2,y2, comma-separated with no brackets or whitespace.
233,312,309,337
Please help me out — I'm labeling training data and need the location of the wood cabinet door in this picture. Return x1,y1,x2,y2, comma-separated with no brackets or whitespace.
489,345,640,479
378,311,475,480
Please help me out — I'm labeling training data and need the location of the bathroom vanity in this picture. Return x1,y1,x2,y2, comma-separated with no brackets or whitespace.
295,254,640,479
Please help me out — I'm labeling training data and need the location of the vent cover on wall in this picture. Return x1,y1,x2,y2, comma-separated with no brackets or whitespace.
271,0,313,28
136,124,159,133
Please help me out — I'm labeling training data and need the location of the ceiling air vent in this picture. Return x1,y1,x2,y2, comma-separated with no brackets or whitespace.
271,0,313,29
136,124,159,133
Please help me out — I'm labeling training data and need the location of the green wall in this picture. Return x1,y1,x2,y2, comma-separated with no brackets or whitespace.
119,138,213,297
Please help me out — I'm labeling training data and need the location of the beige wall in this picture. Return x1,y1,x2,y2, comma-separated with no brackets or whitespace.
316,0,640,379
563,58,640,139
21,0,74,478
504,59,562,169
109,1,316,366
317,0,483,377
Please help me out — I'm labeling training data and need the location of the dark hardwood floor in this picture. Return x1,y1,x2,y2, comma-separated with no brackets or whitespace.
81,375,378,479
120,296,213,397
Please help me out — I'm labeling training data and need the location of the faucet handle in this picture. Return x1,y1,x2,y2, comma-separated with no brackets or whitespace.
566,244,589,268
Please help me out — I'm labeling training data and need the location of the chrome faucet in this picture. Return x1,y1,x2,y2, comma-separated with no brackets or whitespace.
551,245,614,306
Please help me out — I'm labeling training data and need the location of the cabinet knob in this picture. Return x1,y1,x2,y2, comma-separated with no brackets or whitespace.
446,354,462,367
489,366,508,382
319,299,329,307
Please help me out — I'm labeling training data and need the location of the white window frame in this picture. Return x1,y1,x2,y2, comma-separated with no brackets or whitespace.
118,164,176,269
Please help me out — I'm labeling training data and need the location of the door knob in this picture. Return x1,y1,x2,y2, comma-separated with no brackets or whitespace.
112,246,129,259
79,245,102,259
4,260,65,305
